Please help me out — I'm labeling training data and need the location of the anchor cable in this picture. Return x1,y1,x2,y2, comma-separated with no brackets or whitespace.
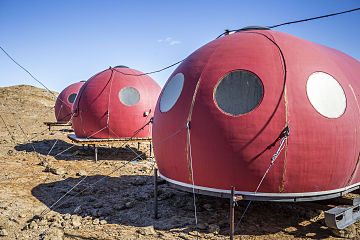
267,7,360,29
235,126,290,232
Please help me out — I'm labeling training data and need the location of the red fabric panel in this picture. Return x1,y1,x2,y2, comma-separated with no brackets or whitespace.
153,29,360,195
72,68,161,138
55,81,84,122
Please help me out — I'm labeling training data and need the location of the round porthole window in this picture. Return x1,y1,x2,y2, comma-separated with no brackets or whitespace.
214,70,263,116
68,93,77,104
306,72,346,118
160,73,184,112
119,87,140,106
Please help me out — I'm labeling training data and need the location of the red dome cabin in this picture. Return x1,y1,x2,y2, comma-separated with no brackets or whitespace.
152,27,360,202
55,81,85,122
72,66,161,139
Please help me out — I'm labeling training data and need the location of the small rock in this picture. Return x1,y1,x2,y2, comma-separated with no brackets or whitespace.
38,219,48,226
18,213,26,218
86,197,96,203
158,192,174,200
71,216,82,227
50,214,62,223
55,167,66,175
61,222,69,228
332,224,357,238
188,231,199,236
208,224,220,234
205,233,215,239
99,220,107,225
133,176,146,186
63,213,71,220
46,166,67,175
38,159,50,167
102,207,112,216
29,221,38,230
76,170,87,177
71,220,81,228
0,229,8,236
197,223,208,230
97,209,104,216
284,226,297,233
125,201,135,209
138,226,156,236
91,209,98,217
94,202,103,208
203,204,213,211
93,218,100,225
49,222,61,228
113,203,126,211
73,205,82,214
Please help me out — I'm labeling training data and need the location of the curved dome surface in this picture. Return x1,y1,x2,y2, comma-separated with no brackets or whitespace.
72,67,161,138
152,30,360,200
55,81,85,122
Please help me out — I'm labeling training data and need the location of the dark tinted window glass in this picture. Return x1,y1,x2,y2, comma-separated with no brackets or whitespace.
215,70,263,115
68,93,77,104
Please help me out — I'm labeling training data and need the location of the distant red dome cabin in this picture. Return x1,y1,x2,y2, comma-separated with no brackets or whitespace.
152,28,360,201
55,81,85,122
72,66,161,139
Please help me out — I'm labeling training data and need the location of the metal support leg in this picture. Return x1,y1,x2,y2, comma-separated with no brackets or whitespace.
154,168,159,219
230,186,235,240
230,187,243,239
94,144,98,162
149,142,152,158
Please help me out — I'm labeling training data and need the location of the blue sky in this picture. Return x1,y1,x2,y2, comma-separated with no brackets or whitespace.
1,0,359,92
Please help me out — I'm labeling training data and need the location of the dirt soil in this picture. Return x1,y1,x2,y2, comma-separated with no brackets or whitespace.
0,84,359,239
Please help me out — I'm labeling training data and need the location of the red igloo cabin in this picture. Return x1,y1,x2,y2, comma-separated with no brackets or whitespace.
152,27,360,202
55,81,85,122
72,66,161,139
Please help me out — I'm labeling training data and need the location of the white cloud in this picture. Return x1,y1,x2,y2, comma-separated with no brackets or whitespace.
169,40,181,45
157,37,181,46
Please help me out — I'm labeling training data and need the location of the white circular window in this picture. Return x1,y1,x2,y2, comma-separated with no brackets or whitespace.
68,93,77,104
160,73,184,112
306,72,346,118
215,70,263,116
119,87,140,106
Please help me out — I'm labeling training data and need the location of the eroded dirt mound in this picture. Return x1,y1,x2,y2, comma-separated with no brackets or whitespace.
0,84,359,239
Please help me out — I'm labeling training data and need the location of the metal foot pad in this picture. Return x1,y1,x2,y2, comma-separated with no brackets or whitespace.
325,198,360,229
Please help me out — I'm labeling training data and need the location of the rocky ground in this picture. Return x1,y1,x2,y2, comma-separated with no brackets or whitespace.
0,85,360,239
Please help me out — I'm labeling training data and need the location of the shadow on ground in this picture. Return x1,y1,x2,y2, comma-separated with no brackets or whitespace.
14,139,146,161
31,174,334,238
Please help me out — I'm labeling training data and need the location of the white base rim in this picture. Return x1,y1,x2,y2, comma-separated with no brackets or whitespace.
159,172,360,198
